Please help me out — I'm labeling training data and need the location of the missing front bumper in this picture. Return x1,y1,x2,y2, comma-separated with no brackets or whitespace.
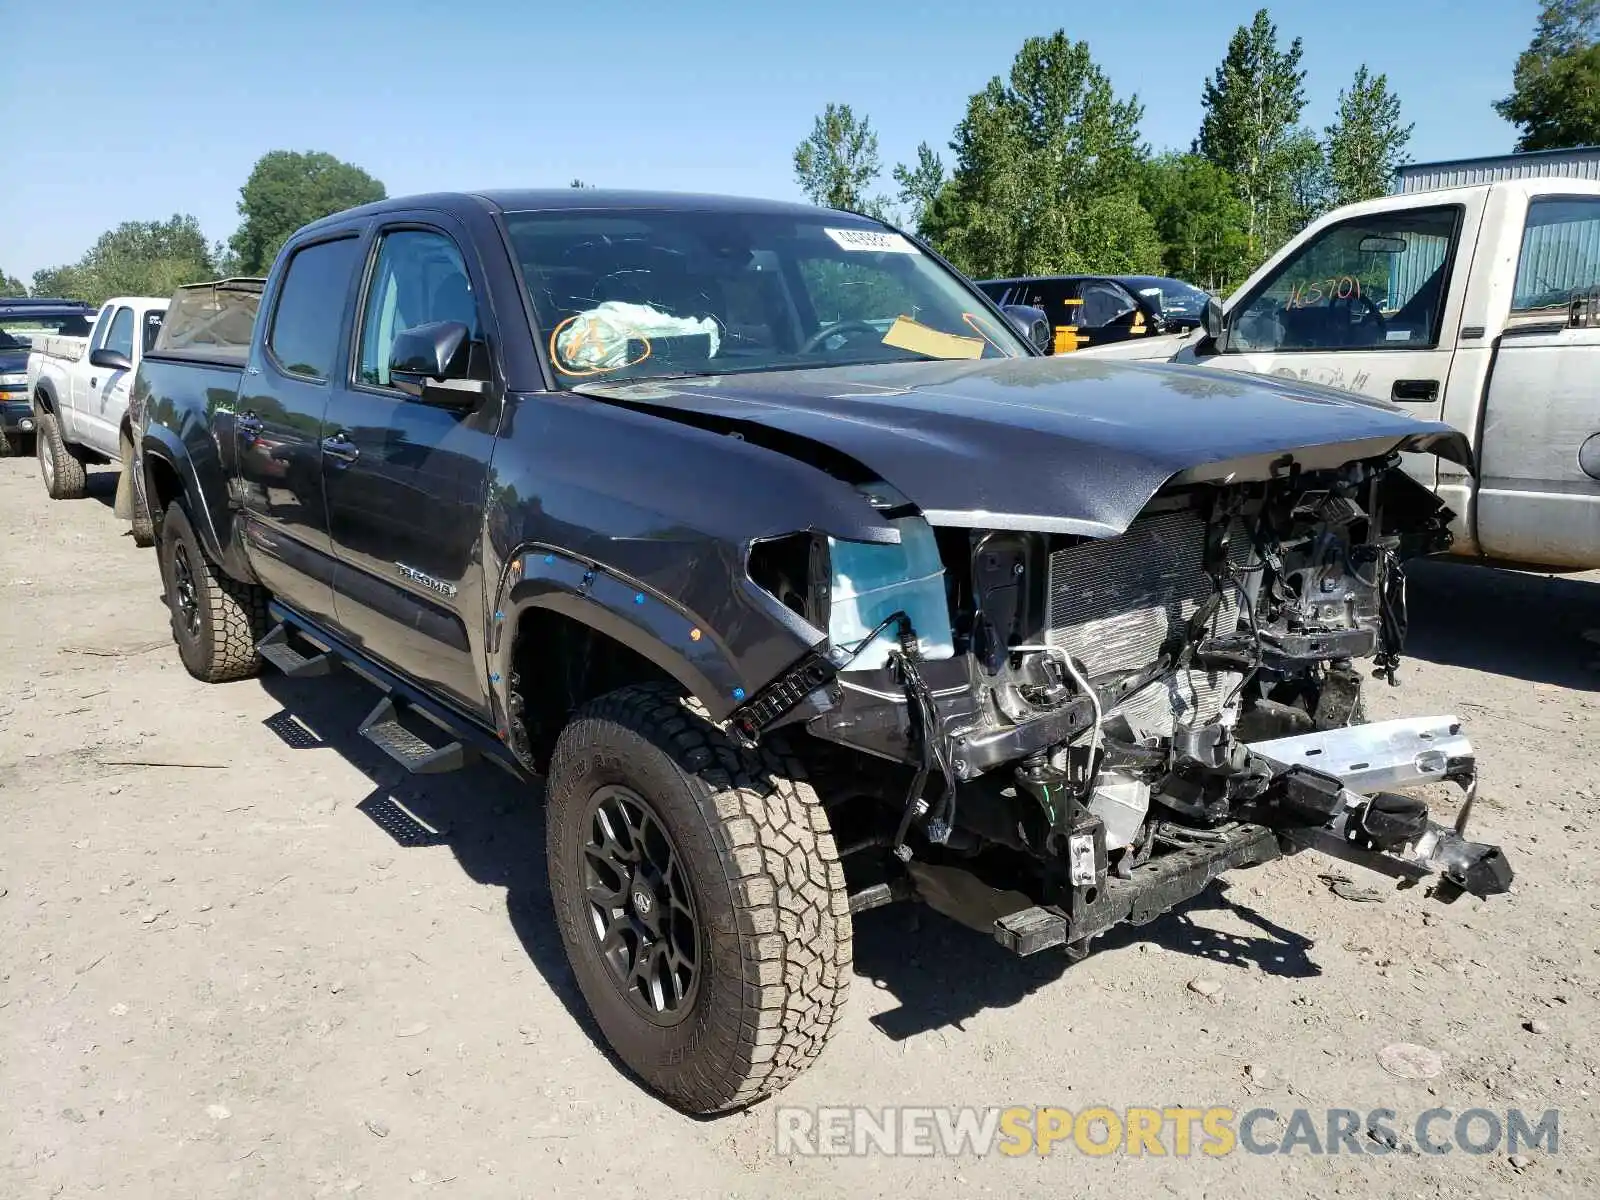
1250,714,1512,898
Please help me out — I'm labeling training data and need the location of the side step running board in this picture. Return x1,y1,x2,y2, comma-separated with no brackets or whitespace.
359,695,476,775
257,624,332,678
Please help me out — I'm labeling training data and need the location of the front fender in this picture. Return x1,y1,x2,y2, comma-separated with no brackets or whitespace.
488,544,813,724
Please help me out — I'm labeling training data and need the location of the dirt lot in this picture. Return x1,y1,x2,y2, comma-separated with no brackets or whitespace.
2,452,1598,1199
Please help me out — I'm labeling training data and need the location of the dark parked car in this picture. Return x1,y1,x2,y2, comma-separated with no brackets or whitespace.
977,274,1213,351
132,189,1508,1113
0,298,97,453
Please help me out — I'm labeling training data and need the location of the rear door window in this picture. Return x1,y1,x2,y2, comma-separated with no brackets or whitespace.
268,236,362,381
1511,196,1600,319
142,309,165,354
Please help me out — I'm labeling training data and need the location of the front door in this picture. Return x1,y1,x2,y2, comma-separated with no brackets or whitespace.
87,304,135,455
235,232,366,627
1476,195,1600,567
1198,203,1477,489
67,304,114,443
322,220,502,717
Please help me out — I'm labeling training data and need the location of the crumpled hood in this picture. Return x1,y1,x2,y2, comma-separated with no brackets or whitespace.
579,356,1472,539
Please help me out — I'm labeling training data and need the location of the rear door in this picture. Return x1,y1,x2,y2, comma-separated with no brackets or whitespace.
235,232,366,627
321,217,503,717
1476,195,1600,567
1202,201,1480,488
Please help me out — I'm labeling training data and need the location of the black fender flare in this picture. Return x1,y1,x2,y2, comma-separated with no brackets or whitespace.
486,543,825,752
31,376,59,415
139,423,247,575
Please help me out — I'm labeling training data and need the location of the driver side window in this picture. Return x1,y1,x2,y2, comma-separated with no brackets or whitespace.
1229,206,1460,353
357,229,486,389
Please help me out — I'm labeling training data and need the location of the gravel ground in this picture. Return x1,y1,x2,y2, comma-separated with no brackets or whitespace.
2,453,1598,1199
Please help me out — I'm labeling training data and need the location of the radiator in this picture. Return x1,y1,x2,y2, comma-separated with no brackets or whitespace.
1046,509,1247,739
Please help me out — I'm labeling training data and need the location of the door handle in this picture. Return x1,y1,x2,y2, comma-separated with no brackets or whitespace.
236,412,263,443
1391,378,1440,403
321,433,360,466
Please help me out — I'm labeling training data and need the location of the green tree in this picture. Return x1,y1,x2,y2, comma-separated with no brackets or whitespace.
1495,1,1600,151
26,216,214,305
1324,66,1413,206
892,142,946,233
80,215,214,301
1,269,24,295
923,32,1158,277
31,265,90,300
1280,127,1331,232
230,150,386,274
1197,8,1308,256
793,103,888,214
1139,154,1253,290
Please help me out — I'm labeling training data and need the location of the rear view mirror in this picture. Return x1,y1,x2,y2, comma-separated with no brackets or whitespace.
1201,295,1225,340
388,321,485,407
89,347,132,372
1002,304,1053,354
1358,235,1408,254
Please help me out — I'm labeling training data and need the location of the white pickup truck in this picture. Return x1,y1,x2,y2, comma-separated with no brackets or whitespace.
1082,178,1600,571
26,296,168,522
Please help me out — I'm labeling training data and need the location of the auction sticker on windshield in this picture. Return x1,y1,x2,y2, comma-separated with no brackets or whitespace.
824,228,920,254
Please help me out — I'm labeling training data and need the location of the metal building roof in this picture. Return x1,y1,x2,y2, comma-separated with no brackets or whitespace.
1396,146,1600,193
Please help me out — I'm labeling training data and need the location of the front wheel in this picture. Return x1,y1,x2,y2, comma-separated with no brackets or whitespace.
158,500,268,682
545,684,852,1113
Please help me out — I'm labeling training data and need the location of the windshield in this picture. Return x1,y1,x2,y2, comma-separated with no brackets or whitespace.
0,314,95,352
1134,280,1209,316
504,209,1029,383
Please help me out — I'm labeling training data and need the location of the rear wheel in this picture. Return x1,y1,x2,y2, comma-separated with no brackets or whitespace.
37,411,87,500
3,432,34,458
158,500,268,682
545,684,851,1113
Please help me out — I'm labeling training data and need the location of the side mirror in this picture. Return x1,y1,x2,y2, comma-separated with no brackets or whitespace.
1002,304,1053,354
388,321,484,407
89,347,133,372
1201,296,1225,341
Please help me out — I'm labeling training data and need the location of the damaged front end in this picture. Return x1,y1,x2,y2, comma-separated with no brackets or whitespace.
733,449,1513,957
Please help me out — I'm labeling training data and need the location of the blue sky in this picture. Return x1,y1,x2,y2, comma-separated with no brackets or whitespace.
3,0,1532,282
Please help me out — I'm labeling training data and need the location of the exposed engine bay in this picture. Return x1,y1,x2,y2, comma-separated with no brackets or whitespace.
736,450,1512,956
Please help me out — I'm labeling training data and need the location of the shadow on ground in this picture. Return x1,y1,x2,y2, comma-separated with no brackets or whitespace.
1404,559,1600,690
254,669,1322,1060
254,670,614,1067
851,879,1319,1041
83,467,120,511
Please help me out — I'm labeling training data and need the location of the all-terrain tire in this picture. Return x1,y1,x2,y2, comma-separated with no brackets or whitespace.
37,410,88,500
545,683,852,1113
121,429,155,547
3,431,35,458
158,500,269,683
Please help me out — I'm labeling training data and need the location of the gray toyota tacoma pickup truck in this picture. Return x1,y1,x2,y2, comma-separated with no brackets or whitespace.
130,189,1511,1114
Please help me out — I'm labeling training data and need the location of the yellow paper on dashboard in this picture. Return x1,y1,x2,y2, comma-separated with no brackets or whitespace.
880,315,985,361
